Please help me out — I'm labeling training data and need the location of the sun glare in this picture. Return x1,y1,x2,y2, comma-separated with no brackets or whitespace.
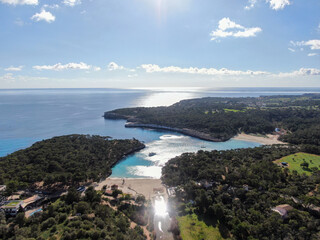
154,196,168,217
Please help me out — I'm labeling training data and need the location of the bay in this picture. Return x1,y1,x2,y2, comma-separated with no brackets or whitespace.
0,87,319,178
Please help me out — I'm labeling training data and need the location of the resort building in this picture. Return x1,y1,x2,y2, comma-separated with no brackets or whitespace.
21,195,44,210
0,200,23,216
272,204,293,218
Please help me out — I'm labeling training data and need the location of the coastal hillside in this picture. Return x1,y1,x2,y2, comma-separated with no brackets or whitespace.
162,145,320,240
104,94,320,143
0,135,145,193
0,187,147,240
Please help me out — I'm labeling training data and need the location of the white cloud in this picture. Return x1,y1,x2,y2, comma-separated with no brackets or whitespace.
303,40,320,50
210,18,262,41
42,4,59,9
63,0,81,7
5,66,23,71
140,64,269,76
0,73,15,81
290,40,320,52
33,62,92,71
31,10,55,23
279,68,320,77
128,74,138,78
267,0,290,10
245,0,290,11
308,53,318,57
0,0,38,5
288,48,295,52
93,66,101,71
108,62,125,71
245,0,257,10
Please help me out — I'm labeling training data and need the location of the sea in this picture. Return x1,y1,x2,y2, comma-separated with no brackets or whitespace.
1,87,319,179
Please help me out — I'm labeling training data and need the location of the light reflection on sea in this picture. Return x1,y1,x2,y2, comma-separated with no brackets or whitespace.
111,133,261,179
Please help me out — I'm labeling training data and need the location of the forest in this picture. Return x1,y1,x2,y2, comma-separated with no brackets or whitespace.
0,187,146,240
104,94,320,144
0,135,144,193
161,145,320,240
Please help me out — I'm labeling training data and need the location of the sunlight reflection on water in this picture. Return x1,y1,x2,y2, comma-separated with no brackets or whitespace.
135,91,198,107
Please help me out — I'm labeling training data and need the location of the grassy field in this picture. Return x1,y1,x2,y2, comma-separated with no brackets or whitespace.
178,214,228,240
274,152,320,175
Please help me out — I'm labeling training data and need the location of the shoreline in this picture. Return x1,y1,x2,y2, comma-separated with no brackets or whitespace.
124,122,228,142
232,133,286,145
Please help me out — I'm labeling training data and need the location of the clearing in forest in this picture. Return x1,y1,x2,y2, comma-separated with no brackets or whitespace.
274,152,320,175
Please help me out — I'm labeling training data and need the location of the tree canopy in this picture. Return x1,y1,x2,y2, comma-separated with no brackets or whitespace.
0,134,144,191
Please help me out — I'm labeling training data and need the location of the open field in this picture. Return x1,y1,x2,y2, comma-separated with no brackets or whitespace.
178,214,228,240
274,152,320,175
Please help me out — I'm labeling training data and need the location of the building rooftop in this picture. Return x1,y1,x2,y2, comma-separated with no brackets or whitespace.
21,195,43,208
1,200,23,209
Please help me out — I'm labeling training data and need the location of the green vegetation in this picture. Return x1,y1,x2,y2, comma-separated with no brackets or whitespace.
162,145,320,240
105,94,320,143
0,135,144,192
178,214,227,240
224,108,245,113
5,201,21,207
275,152,320,175
0,187,147,240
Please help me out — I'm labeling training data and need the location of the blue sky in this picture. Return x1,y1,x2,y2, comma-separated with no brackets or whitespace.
0,0,319,88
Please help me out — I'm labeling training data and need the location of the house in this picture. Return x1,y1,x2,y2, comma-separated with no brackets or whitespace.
271,204,293,218
0,200,23,216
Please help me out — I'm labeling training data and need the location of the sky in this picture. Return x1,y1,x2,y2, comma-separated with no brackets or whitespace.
0,0,319,89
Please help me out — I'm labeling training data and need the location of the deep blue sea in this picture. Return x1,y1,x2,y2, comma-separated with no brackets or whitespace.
1,88,319,178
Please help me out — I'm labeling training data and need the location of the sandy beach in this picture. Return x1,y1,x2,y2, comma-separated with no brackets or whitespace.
95,178,167,200
233,133,286,145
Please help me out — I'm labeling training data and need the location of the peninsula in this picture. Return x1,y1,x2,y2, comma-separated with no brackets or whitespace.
0,134,145,193
104,94,320,145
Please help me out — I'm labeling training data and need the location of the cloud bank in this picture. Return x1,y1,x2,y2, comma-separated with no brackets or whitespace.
33,62,92,71
141,64,269,76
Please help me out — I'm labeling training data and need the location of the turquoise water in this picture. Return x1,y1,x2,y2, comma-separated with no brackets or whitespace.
29,208,42,216
111,135,260,178
0,88,319,178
